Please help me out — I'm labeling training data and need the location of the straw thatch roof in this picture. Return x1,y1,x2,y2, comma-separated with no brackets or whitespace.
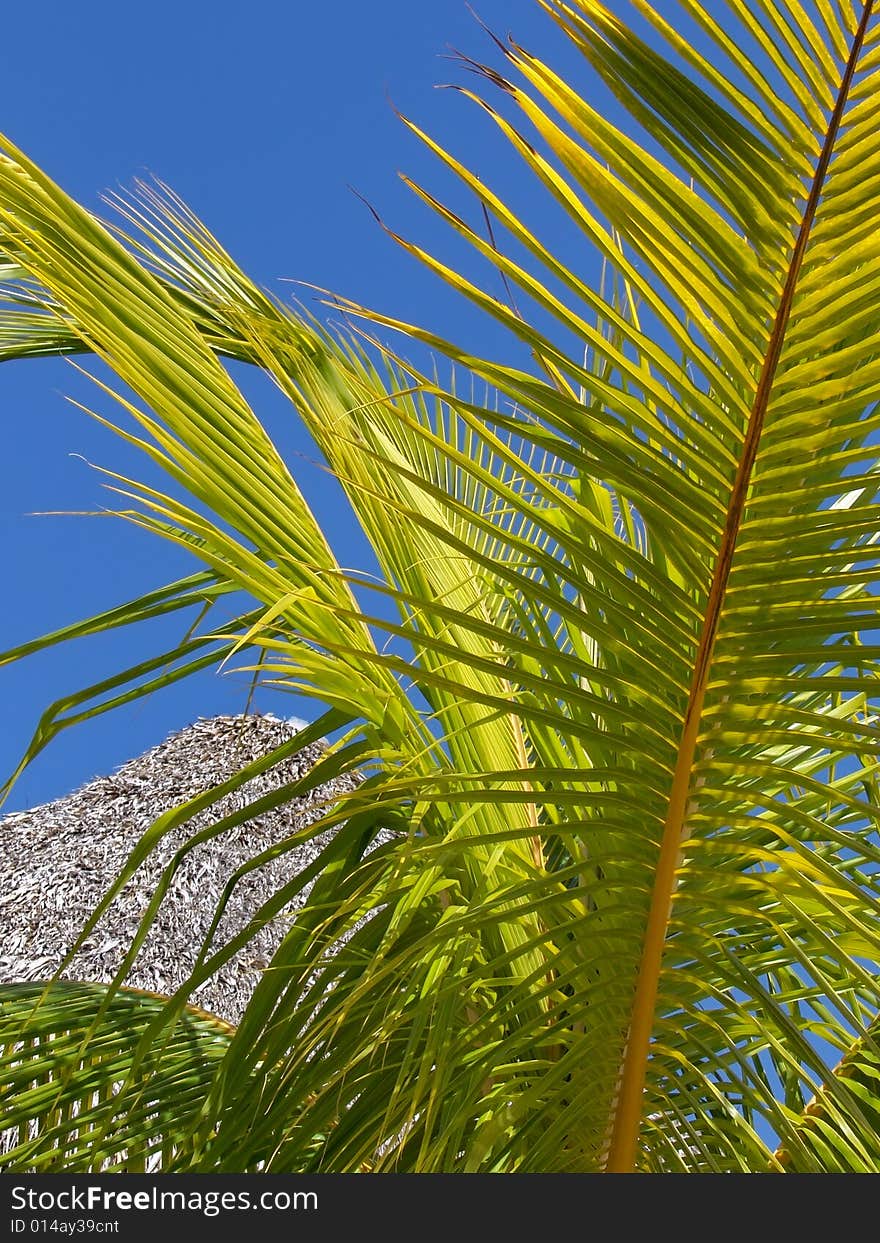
0,713,363,1025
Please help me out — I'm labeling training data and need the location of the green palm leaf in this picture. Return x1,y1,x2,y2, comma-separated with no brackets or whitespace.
0,982,232,1172
1,0,879,1172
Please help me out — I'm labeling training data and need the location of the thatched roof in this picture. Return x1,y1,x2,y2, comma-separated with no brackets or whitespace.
0,713,361,1025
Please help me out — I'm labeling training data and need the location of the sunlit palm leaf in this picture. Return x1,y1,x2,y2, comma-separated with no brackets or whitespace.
0,0,878,1174
326,0,880,1170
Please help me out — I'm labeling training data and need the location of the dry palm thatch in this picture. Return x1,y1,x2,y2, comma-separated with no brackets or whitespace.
0,713,363,1024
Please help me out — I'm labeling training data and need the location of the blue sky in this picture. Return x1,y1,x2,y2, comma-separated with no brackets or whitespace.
0,2,594,811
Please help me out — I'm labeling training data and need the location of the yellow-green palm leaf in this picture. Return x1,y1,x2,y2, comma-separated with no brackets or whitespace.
0,0,879,1173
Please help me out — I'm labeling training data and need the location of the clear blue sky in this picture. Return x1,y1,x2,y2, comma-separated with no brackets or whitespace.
1,2,596,811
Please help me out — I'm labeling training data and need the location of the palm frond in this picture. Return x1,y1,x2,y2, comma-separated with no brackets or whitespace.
0,982,232,1172
0,0,879,1173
